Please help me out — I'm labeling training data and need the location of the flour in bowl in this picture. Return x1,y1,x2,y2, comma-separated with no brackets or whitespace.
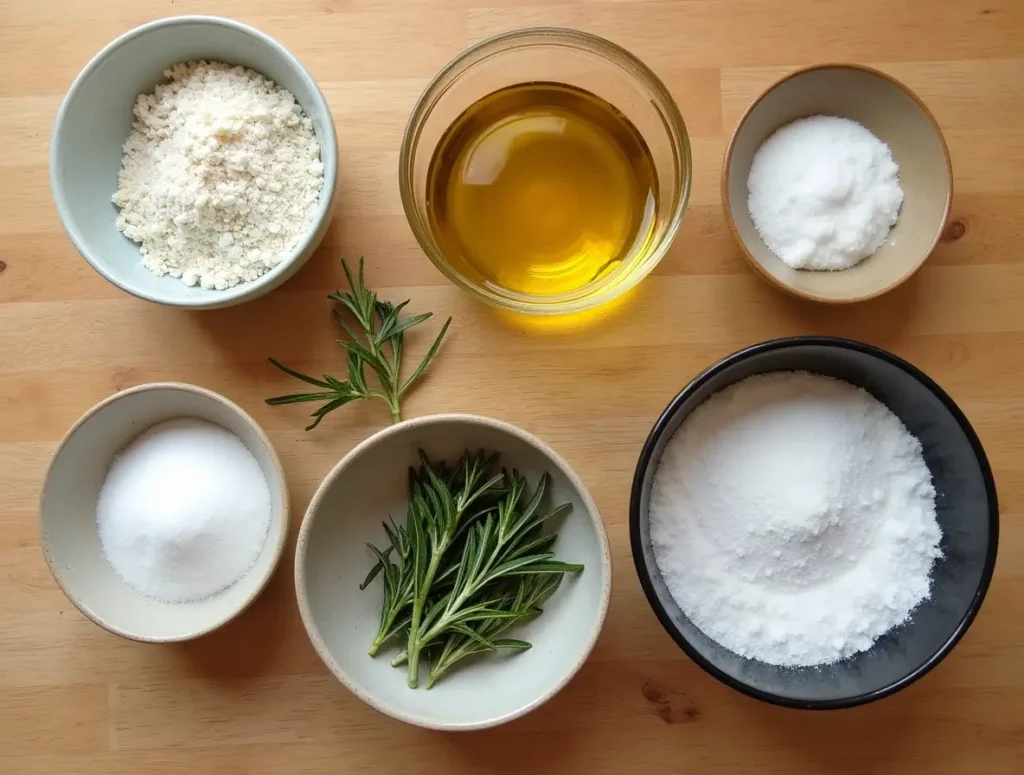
112,61,324,290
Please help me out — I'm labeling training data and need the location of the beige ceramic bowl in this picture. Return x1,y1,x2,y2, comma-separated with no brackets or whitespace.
295,414,612,730
40,383,289,642
723,64,952,303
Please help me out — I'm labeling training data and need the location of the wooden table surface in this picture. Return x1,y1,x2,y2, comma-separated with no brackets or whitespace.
2,0,1023,772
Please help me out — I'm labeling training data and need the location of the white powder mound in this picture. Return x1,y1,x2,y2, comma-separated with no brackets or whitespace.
649,371,941,667
746,115,904,271
97,418,272,603
112,61,324,290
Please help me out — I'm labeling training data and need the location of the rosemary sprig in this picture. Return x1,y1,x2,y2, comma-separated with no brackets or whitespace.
266,257,451,428
359,513,414,657
361,450,584,688
426,573,563,689
406,472,582,686
405,451,507,687
362,451,503,657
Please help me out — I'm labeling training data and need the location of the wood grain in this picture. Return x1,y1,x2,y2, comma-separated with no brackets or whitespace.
2,0,1023,772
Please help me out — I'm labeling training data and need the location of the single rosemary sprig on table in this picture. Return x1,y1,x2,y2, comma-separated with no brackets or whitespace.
361,450,584,689
266,257,451,428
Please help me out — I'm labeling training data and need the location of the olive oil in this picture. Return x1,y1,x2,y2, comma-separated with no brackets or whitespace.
426,82,658,298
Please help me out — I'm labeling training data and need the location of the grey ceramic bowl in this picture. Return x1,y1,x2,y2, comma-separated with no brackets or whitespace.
723,64,952,303
631,337,998,708
295,414,612,730
40,383,289,642
50,16,338,309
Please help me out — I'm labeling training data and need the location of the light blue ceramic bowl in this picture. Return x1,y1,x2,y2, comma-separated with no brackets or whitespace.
50,16,338,309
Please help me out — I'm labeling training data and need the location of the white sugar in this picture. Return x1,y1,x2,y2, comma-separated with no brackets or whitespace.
97,418,272,603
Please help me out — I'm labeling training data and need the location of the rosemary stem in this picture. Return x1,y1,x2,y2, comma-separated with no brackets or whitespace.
407,551,442,688
406,607,424,688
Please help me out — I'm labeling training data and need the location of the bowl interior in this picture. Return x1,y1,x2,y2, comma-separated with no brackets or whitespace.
41,386,288,641
725,66,951,302
401,28,690,314
51,17,336,308
298,415,610,729
633,341,995,706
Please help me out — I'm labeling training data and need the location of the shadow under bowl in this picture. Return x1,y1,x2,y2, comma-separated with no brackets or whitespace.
630,337,997,708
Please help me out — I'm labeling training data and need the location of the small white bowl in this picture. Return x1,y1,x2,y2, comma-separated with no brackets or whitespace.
39,383,289,642
295,414,612,730
722,64,951,303
50,16,338,309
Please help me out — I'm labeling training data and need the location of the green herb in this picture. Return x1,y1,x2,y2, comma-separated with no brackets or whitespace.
424,573,563,689
361,450,584,688
266,258,451,428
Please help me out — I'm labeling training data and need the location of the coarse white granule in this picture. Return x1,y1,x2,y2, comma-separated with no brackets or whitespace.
112,61,324,290
746,115,904,271
649,371,941,667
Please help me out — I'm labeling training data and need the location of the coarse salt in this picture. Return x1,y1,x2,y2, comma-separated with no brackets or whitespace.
746,115,904,271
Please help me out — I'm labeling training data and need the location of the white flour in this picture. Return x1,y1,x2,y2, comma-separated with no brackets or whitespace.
649,371,941,667
97,418,272,603
746,115,904,271
112,61,324,290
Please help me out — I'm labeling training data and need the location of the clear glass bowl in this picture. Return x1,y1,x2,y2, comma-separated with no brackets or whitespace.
399,28,691,315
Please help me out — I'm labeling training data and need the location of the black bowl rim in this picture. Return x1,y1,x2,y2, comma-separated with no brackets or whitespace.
629,335,1000,710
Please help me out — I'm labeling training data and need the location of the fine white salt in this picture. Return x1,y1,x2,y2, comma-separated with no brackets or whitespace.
97,418,272,603
649,372,941,667
746,115,904,271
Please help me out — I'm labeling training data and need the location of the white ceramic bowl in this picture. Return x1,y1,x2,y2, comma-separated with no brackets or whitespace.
295,414,612,730
40,383,289,642
50,16,338,309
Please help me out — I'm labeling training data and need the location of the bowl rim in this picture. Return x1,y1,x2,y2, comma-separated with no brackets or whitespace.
49,14,339,309
629,335,999,709
294,412,613,730
720,63,954,304
398,26,692,315
38,381,290,643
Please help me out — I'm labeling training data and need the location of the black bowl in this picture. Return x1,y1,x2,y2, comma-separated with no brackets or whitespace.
630,336,998,709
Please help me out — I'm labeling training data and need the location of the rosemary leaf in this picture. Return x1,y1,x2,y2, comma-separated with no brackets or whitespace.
266,358,334,389
267,257,451,427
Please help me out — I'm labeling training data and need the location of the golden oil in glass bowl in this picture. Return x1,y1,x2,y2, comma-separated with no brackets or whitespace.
425,82,658,300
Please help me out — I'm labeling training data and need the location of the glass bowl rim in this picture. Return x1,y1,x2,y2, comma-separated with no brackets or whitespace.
399,26,692,315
